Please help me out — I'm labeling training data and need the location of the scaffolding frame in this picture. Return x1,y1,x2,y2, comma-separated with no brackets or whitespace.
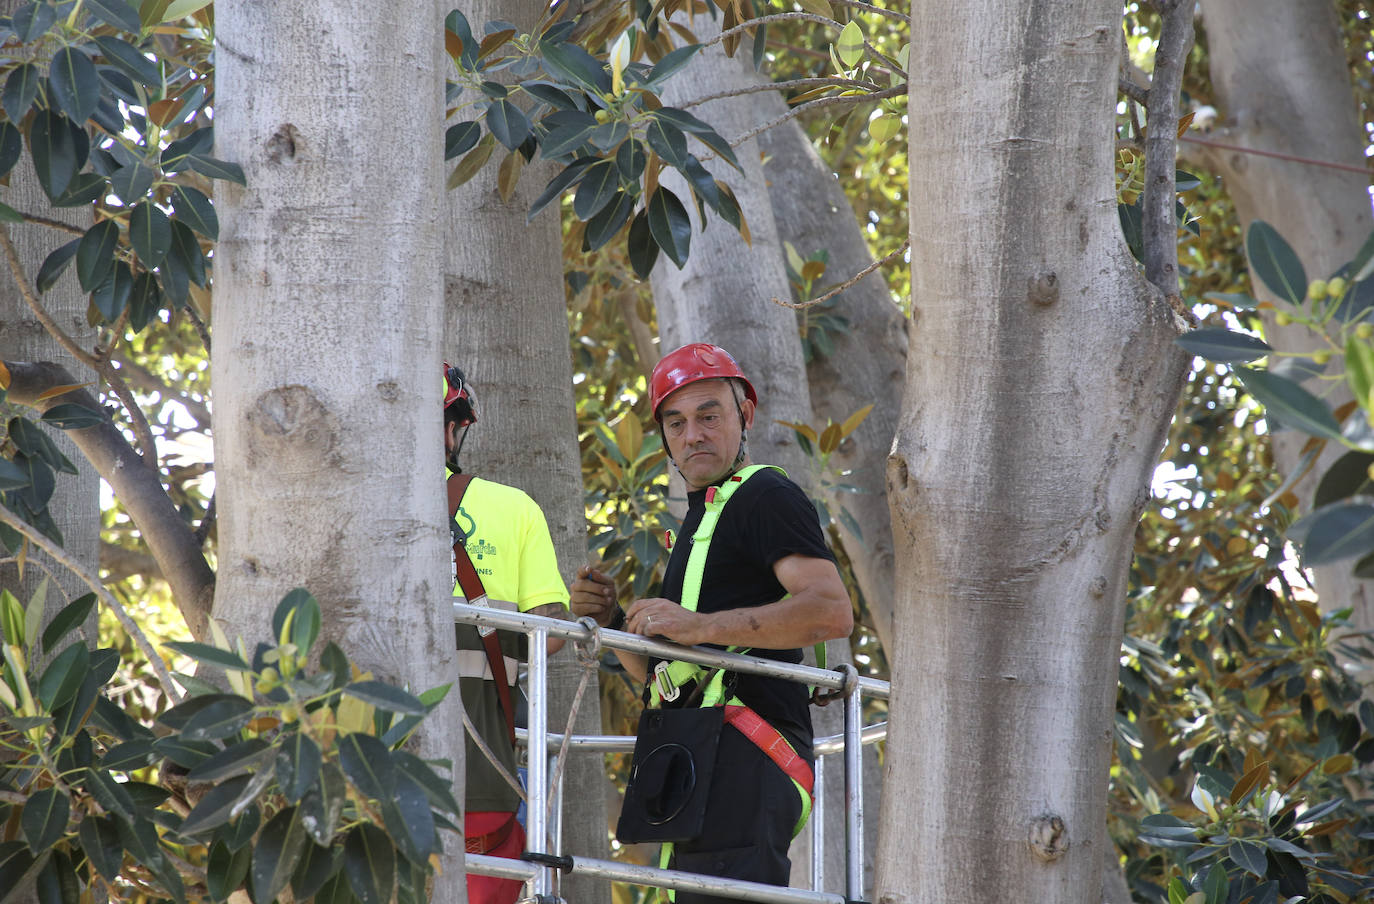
454,601,890,904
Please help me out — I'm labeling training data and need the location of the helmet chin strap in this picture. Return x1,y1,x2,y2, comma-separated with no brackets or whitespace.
446,424,471,473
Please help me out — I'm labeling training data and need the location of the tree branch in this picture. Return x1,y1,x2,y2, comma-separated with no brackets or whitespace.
0,225,160,466
0,499,182,704
828,0,909,23
721,84,906,152
1141,0,1195,299
703,12,839,51
772,239,909,310
1117,77,1149,107
680,76,884,110
3,361,215,636
18,212,87,237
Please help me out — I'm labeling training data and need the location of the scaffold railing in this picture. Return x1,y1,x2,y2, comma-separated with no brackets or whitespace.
454,601,889,904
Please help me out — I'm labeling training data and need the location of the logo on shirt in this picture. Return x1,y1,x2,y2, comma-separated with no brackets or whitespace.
471,538,497,560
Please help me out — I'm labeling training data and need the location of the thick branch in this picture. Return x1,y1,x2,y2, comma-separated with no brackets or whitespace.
4,361,215,636
1141,1,1195,296
18,212,86,237
100,540,162,583
0,499,181,703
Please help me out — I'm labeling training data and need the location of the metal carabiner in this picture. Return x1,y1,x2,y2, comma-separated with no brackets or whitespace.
653,660,681,702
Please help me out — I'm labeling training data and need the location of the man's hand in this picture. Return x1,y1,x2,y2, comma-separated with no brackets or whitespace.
570,564,620,627
626,598,711,647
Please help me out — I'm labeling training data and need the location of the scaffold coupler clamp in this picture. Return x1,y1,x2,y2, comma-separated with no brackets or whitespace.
574,616,602,664
522,851,574,874
812,661,859,706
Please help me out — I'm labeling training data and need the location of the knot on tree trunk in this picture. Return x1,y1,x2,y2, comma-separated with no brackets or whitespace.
1028,271,1060,306
246,384,339,468
1028,813,1069,862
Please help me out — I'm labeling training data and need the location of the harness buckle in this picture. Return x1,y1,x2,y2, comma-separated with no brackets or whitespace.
464,593,496,637
653,660,681,702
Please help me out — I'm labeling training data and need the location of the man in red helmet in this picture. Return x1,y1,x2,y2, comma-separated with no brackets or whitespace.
444,364,570,904
571,344,852,902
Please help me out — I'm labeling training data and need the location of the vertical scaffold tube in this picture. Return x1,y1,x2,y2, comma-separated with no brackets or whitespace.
528,626,550,898
811,756,825,891
842,664,863,902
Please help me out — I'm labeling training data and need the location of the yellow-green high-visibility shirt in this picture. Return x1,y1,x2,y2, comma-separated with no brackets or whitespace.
449,472,569,812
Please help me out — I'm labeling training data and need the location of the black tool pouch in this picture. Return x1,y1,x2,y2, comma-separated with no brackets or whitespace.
615,706,724,844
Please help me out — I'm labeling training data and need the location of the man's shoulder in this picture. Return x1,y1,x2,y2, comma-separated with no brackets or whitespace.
461,476,540,510
734,464,804,499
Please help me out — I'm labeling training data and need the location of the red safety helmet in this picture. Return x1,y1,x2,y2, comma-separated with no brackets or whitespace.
443,363,477,427
649,343,757,421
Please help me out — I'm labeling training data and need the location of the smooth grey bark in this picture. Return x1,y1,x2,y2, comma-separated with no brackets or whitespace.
444,4,610,900
877,3,1190,902
1191,0,1374,647
213,4,467,899
650,20,878,894
0,156,98,650
757,108,907,655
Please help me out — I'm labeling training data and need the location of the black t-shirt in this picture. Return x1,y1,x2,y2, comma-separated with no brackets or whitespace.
654,466,836,760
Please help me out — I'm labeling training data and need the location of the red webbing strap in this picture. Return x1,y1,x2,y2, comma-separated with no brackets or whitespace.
448,474,516,747
723,704,814,799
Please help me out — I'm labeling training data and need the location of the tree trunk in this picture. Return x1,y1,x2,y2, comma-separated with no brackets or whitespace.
212,4,467,899
756,108,907,655
1191,0,1374,640
444,4,610,900
877,3,1190,902
0,163,98,653
649,20,879,894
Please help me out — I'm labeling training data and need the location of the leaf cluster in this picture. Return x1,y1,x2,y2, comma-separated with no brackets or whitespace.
0,586,458,904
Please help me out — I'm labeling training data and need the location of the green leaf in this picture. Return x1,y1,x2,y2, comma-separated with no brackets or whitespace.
342,824,395,904
446,131,495,189
380,769,435,862
170,184,218,239
341,681,426,716
93,35,161,87
276,732,322,803
101,739,157,771
1202,862,1227,904
75,220,119,293
485,99,529,151
616,137,645,181
584,190,634,252
445,121,480,160
90,261,134,323
1235,366,1343,442
291,843,342,900
152,735,218,769
627,208,659,279
186,154,246,186
572,158,620,221
12,3,56,42
391,750,459,816
1346,334,1374,406
128,270,161,332
83,768,137,822
77,816,123,882
168,219,207,287
41,593,96,654
300,762,347,846
644,115,688,168
1289,498,1374,566
52,171,107,208
180,696,256,741
315,869,359,904
0,843,40,904
35,239,80,294
588,119,628,152
48,48,100,124
186,738,272,783
40,403,104,430
2,64,40,122
37,641,88,711
163,641,253,673
539,40,608,93
0,457,29,491
23,579,46,658
206,840,251,904
338,733,396,800
0,122,22,180
34,849,79,904
1176,326,1269,362
1316,451,1374,507
646,187,691,269
272,587,321,651
85,0,144,32
527,156,596,221
178,775,254,836
30,111,79,201
1246,220,1307,305
21,787,69,854
647,43,702,85
836,20,865,68
251,806,309,904
109,162,154,205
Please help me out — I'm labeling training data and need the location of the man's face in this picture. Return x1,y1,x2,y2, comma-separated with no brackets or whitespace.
659,379,755,491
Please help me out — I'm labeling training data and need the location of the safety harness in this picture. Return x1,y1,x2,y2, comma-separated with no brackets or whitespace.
650,465,823,886
448,473,517,747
